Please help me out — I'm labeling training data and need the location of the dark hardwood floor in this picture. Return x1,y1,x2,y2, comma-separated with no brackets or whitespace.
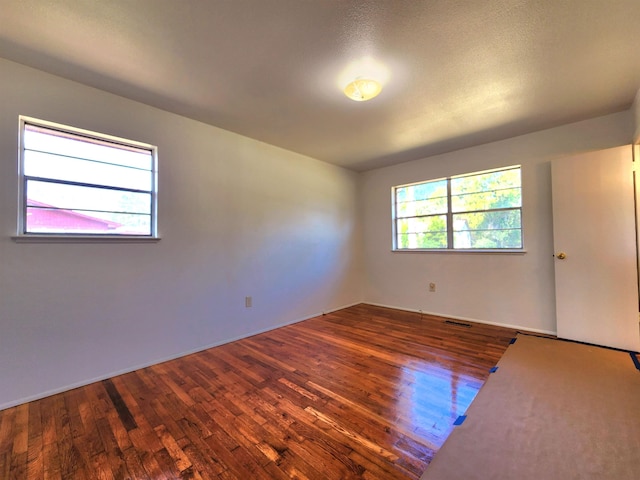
0,304,517,479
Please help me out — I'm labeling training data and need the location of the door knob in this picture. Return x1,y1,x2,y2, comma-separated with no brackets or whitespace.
555,252,567,260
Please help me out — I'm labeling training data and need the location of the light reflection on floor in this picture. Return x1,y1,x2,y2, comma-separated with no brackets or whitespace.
397,360,485,448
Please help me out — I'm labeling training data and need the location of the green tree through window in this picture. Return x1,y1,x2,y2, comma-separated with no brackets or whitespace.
393,166,522,250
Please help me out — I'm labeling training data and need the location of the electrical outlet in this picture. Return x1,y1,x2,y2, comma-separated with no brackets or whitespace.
245,296,252,308
429,282,436,292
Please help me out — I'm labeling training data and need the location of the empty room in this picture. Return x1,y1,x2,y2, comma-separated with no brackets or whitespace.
1,1,640,479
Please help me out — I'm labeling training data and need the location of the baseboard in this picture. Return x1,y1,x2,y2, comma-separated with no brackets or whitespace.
362,302,557,336
0,301,362,412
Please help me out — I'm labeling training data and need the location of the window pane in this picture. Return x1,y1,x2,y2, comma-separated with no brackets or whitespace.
27,180,151,215
26,207,150,235
24,150,151,191
396,196,448,217
397,180,447,201
397,215,447,249
451,168,521,213
451,187,521,212
396,180,448,217
397,232,448,249
398,216,447,234
452,168,520,195
453,209,522,248
24,125,152,170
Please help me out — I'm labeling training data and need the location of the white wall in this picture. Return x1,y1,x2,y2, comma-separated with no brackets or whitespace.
360,111,633,334
0,58,363,410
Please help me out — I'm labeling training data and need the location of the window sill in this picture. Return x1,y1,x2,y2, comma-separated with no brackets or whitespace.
392,248,526,254
12,235,161,244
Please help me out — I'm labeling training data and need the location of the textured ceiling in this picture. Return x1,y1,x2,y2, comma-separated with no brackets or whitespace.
1,0,640,171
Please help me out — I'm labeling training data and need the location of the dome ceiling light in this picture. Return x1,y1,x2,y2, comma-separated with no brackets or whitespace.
338,56,390,103
343,77,382,102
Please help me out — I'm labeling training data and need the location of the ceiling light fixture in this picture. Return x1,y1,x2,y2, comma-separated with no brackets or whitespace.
343,77,382,102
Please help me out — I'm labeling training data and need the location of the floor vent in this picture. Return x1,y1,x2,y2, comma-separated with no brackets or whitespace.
444,320,472,328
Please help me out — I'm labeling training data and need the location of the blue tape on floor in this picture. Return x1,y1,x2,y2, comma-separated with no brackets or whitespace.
509,337,517,344
630,352,640,371
489,366,498,373
453,415,467,426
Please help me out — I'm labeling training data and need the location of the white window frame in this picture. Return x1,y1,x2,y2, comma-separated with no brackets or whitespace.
14,116,159,243
392,166,523,252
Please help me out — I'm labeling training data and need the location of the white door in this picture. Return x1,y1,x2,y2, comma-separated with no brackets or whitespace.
551,145,640,352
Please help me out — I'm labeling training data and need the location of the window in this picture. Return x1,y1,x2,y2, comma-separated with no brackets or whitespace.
393,166,522,250
17,117,157,238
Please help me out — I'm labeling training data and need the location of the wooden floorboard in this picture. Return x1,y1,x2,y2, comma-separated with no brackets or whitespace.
0,304,517,479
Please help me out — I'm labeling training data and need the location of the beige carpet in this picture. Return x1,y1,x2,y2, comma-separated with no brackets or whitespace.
420,334,640,480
